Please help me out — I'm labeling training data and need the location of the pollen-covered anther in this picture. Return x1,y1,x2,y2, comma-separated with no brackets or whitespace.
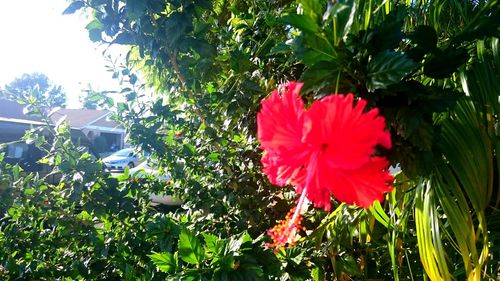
265,206,306,251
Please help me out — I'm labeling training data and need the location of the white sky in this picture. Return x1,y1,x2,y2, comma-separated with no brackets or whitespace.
0,0,126,108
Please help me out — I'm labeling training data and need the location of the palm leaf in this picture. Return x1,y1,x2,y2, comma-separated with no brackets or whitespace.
417,39,499,280
415,179,452,281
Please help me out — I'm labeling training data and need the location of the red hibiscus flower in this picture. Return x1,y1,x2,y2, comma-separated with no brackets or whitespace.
258,82,393,249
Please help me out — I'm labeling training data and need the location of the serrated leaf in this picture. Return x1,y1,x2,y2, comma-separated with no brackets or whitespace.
149,252,175,273
299,61,340,92
367,51,418,91
203,233,219,254
62,1,85,15
294,41,337,65
178,229,204,265
224,232,252,255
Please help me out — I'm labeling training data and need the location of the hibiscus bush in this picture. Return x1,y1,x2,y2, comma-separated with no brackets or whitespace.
1,0,500,280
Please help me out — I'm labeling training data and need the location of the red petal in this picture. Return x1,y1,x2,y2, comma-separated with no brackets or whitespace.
261,151,307,187
258,82,312,186
258,82,305,152
303,94,391,170
294,151,334,211
327,157,393,208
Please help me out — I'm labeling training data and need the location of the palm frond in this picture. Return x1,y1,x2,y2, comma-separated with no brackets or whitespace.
418,38,500,280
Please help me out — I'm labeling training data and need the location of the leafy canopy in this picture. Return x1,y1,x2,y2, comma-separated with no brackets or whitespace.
2,72,66,108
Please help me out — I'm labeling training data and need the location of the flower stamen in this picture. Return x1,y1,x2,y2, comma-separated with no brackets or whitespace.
265,187,308,251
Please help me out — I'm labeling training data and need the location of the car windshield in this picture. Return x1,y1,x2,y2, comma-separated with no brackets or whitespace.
112,149,134,157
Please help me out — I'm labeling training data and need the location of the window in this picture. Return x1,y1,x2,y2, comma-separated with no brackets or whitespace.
6,143,28,159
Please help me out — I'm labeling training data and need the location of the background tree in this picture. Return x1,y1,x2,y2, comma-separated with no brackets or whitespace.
2,72,66,108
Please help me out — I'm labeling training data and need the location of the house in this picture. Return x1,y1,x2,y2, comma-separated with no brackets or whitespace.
0,99,45,171
0,98,125,172
49,109,125,153
0,99,92,171
0,99,43,139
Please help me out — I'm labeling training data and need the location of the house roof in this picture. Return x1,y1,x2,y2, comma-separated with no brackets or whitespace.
0,99,123,131
49,108,123,130
91,116,122,128
0,98,44,123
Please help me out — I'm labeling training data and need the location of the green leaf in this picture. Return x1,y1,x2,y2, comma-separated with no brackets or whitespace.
225,231,252,254
409,25,438,52
213,269,229,281
85,19,103,31
182,143,196,156
301,0,323,23
88,29,102,42
451,0,500,44
424,48,468,79
178,229,205,265
369,201,391,228
149,252,175,273
282,14,318,33
23,188,35,196
113,32,135,45
311,266,324,281
365,10,404,53
322,0,356,45
337,254,363,277
268,43,292,55
366,51,418,91
281,247,304,265
12,164,21,180
129,74,138,85
203,233,219,254
62,1,85,15
207,152,220,161
125,0,147,20
293,35,337,65
148,0,166,13
299,61,340,92
415,180,452,281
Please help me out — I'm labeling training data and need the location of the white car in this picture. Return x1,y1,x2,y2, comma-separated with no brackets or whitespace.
103,148,142,170
129,161,182,206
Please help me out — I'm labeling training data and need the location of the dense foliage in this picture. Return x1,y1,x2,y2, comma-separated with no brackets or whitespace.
0,0,499,280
